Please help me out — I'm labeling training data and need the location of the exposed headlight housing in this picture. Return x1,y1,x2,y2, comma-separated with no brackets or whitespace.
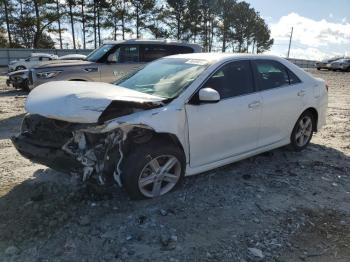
36,71,62,79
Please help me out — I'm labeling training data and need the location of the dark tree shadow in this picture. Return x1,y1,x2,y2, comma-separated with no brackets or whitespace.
0,89,28,97
0,113,25,140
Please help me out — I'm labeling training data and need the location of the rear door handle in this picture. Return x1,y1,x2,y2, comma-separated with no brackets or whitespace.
248,101,261,109
297,90,306,97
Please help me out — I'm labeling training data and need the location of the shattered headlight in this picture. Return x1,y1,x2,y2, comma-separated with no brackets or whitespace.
37,70,62,79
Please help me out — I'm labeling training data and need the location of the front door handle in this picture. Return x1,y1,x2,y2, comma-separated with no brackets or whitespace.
248,101,261,109
297,90,306,97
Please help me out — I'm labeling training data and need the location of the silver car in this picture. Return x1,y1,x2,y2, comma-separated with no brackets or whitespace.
315,57,341,70
28,40,202,90
329,58,350,72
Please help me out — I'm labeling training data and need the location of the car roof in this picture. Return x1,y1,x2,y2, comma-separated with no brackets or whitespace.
31,53,57,58
59,54,86,59
103,39,202,50
165,52,284,64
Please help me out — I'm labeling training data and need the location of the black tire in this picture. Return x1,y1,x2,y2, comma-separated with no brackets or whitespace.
290,111,314,151
121,138,185,200
19,79,30,92
15,66,26,71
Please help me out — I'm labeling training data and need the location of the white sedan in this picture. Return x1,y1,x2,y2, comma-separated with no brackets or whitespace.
8,53,58,72
12,53,328,199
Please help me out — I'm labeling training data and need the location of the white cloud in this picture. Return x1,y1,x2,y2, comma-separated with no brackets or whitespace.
269,13,350,60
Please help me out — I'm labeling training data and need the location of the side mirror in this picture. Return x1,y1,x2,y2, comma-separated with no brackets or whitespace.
198,87,220,103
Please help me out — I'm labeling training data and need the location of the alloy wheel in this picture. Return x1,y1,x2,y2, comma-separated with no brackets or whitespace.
138,155,181,198
295,116,313,147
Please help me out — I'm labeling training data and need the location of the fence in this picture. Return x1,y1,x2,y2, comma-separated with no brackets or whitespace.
287,58,317,69
0,48,93,66
0,48,318,68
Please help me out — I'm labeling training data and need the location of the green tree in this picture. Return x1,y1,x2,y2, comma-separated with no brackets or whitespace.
129,0,155,38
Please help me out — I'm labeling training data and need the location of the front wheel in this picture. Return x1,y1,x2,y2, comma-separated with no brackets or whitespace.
290,112,314,151
121,139,185,199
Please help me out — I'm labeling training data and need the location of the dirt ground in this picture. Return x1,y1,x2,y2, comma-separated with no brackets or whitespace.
0,69,349,262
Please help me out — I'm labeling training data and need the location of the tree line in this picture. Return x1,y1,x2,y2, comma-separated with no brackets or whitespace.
0,0,274,53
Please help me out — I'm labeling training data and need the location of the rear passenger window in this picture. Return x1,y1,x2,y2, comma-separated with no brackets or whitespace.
254,60,289,90
118,46,139,63
140,45,168,62
140,45,195,63
254,60,301,90
203,60,254,99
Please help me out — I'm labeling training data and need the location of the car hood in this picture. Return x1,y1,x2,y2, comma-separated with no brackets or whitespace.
34,60,95,69
25,81,164,124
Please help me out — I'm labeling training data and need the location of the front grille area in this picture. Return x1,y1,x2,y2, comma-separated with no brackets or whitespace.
21,114,76,148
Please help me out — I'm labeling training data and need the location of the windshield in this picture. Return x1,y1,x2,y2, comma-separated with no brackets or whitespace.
86,44,114,62
116,58,209,99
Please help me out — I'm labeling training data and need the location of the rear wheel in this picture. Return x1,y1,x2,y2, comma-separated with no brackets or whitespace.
121,139,185,199
290,112,314,151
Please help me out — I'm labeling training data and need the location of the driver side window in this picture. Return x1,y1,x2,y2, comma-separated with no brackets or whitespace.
203,60,254,99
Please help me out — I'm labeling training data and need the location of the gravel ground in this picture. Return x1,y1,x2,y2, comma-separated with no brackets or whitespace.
0,70,349,262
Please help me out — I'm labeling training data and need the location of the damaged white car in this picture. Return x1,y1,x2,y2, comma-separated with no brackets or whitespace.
12,53,328,199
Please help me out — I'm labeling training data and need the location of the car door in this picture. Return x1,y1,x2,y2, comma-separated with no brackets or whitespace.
99,45,144,83
185,60,262,167
252,59,304,147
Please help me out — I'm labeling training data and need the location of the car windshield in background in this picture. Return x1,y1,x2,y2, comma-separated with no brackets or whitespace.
116,58,209,99
86,44,114,62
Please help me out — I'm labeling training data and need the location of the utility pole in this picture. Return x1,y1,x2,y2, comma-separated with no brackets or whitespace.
287,27,293,58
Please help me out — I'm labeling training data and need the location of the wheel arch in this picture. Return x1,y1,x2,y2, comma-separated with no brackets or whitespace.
123,127,186,161
302,107,318,132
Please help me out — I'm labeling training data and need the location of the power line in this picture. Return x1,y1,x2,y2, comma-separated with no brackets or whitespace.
287,27,293,58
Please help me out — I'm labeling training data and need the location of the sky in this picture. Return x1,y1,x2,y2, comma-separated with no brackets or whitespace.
245,0,350,60
50,0,350,61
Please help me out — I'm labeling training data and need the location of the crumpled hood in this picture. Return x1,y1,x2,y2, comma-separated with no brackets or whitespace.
25,81,164,123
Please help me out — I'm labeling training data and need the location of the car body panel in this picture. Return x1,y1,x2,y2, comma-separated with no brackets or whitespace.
185,92,261,167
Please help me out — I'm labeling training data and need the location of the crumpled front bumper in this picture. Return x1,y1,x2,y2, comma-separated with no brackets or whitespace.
7,70,29,88
11,134,82,174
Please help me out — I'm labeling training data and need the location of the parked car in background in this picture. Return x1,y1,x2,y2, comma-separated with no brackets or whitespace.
13,53,328,199
58,54,87,61
315,57,342,70
28,39,202,90
8,53,58,72
329,58,350,72
6,69,30,91
7,54,87,91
